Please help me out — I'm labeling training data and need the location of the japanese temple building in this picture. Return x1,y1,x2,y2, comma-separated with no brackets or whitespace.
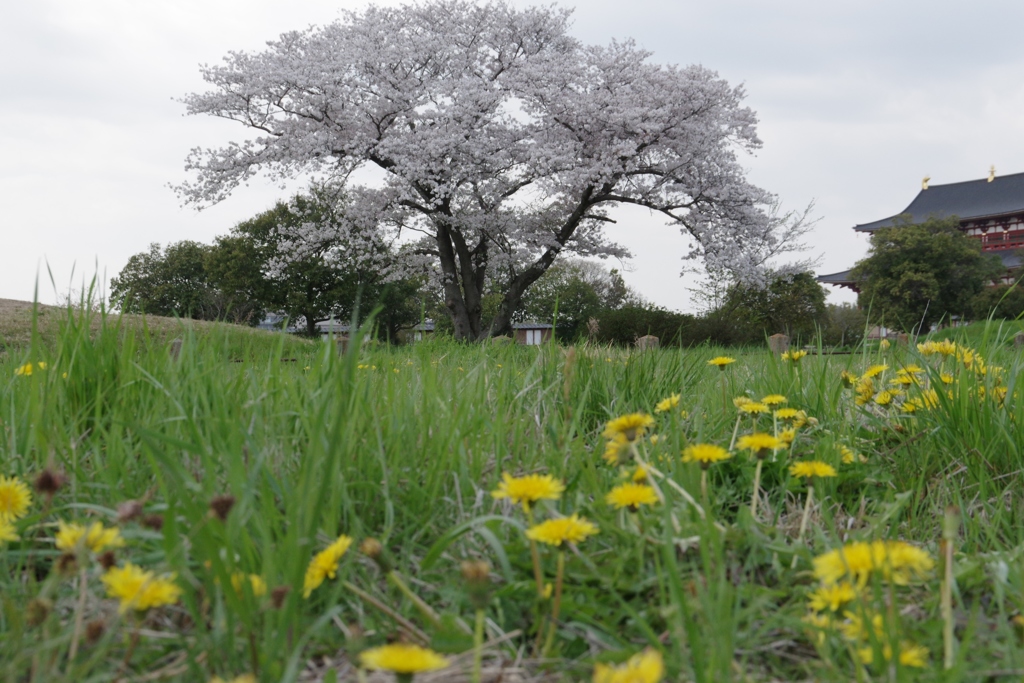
818,169,1024,292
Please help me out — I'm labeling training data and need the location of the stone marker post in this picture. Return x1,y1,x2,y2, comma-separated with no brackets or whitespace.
635,335,660,350
768,333,790,355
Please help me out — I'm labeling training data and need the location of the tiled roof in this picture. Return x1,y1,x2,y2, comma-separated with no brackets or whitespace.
854,171,1024,232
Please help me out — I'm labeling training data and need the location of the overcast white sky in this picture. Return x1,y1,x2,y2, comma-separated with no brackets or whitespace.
3,0,1024,312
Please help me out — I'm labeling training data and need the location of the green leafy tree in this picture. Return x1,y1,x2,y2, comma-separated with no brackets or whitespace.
820,303,868,348
969,281,1024,320
228,187,421,337
851,216,1003,333
521,260,641,341
110,241,218,319
717,271,828,342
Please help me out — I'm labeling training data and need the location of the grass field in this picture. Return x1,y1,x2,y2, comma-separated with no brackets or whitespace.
2,304,1024,682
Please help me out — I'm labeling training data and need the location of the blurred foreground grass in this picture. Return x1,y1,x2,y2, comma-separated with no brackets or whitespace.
1,305,1024,682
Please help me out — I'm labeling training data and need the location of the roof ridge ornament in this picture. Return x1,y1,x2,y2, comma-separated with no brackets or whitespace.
922,175,930,190
989,165,996,182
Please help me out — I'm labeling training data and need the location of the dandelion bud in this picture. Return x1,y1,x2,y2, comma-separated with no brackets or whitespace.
26,598,53,627
56,552,78,576
460,560,490,583
461,560,493,610
361,537,382,558
34,468,65,497
116,499,145,523
209,495,236,521
85,619,106,644
270,585,291,610
142,514,164,531
97,550,117,571
360,538,392,572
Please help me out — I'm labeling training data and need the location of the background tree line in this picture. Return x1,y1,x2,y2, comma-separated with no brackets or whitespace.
118,194,1024,346
110,189,425,340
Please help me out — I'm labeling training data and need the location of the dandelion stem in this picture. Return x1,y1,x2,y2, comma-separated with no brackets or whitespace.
728,413,742,451
792,484,814,569
526,509,545,599
472,608,485,683
750,459,763,520
67,564,88,667
798,484,814,542
700,469,708,505
942,506,960,669
342,581,430,645
386,571,442,629
541,551,566,658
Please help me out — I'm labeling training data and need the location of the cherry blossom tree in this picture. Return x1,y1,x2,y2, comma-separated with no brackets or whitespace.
177,0,811,340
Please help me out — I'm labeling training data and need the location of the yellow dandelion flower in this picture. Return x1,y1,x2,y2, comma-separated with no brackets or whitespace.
901,398,922,414
789,461,837,479
781,349,808,362
802,611,833,644
873,390,894,406
603,434,632,466
102,563,182,613
841,610,885,641
939,372,954,385
879,339,891,350
732,396,753,408
739,402,770,415
654,394,680,413
525,514,599,547
808,581,857,612
839,446,863,464
708,356,736,369
840,370,858,388
605,483,659,510
55,520,125,554
761,394,787,406
593,648,664,683
854,378,875,406
736,433,782,457
210,675,257,683
889,375,915,386
303,534,353,598
897,643,930,668
863,364,888,379
14,362,47,377
813,540,934,587
0,476,32,521
491,472,565,512
682,444,731,469
0,518,18,543
230,572,267,598
631,466,649,482
774,407,799,420
857,642,928,669
602,413,655,442
359,643,449,674
792,410,810,429
778,428,797,446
